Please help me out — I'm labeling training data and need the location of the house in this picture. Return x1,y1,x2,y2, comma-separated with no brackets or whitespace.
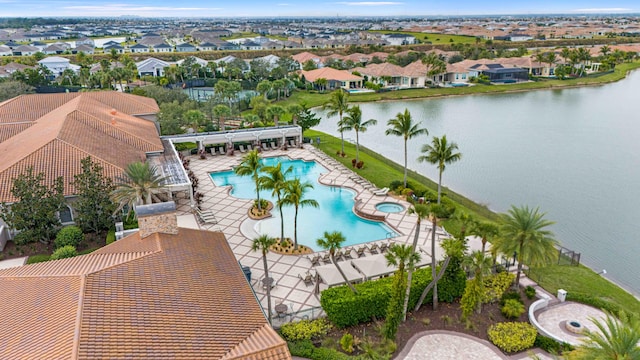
71,44,95,55
11,45,39,56
104,43,125,54
468,63,529,83
136,57,171,77
153,42,173,53
198,42,217,51
292,51,323,69
42,43,67,55
175,42,197,52
75,37,95,47
242,40,262,51
129,43,150,53
351,62,406,88
38,56,81,76
0,62,33,78
0,45,11,56
176,56,208,68
300,67,363,90
381,33,417,46
0,202,291,359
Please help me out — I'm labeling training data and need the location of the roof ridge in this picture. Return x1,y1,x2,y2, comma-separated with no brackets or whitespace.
71,274,86,360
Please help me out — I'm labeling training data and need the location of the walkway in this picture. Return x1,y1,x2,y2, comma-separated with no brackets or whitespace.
395,331,508,360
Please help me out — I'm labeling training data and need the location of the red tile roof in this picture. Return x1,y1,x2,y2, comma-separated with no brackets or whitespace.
301,67,363,83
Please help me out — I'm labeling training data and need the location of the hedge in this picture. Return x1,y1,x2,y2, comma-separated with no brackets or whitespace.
566,292,623,315
320,265,466,328
287,340,354,360
488,322,537,353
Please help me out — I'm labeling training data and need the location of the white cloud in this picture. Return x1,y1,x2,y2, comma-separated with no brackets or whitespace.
572,8,632,12
63,4,221,12
335,1,403,6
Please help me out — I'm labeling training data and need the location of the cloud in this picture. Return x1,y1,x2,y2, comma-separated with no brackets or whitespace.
572,8,632,12
63,4,221,12
335,1,403,6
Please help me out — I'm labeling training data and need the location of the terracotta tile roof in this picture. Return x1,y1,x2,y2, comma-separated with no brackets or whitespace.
0,92,163,202
352,62,405,77
291,51,320,63
0,227,291,360
301,67,363,83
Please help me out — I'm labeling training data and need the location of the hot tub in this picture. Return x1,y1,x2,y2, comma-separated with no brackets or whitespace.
376,202,405,213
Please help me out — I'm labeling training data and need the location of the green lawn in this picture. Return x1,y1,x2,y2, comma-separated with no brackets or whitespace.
369,30,477,45
529,264,640,316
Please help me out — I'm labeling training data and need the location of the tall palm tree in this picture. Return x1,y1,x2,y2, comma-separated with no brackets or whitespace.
281,178,319,250
471,221,500,254
494,205,558,287
234,150,263,211
340,105,377,163
322,89,350,155
452,211,477,243
383,243,420,340
385,109,429,187
417,135,462,204
403,203,430,321
260,163,292,243
266,105,285,127
570,311,640,360
111,162,168,215
462,250,493,314
316,231,357,294
251,234,277,325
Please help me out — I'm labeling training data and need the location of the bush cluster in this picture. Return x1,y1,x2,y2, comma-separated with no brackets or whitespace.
54,226,83,249
524,285,536,299
534,334,575,354
501,299,525,319
566,292,623,315
50,245,78,260
106,229,116,245
321,265,466,328
483,272,515,303
488,322,537,353
279,318,332,342
287,340,352,360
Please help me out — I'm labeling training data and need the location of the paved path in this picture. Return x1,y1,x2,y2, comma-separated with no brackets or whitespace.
395,331,508,360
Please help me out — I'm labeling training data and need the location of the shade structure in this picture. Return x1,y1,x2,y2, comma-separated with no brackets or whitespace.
351,252,432,280
315,262,363,287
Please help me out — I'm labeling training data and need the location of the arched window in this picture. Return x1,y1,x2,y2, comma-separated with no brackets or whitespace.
59,205,74,224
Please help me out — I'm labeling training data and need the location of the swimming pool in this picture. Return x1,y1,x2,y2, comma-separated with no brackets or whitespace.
209,157,396,250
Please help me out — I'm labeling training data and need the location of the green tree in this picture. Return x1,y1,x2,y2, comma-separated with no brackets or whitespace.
340,105,377,163
281,178,318,250
316,231,357,294
260,163,292,243
452,210,477,242
322,89,350,155
297,103,321,135
383,243,420,340
110,162,168,216
493,205,558,287
471,221,499,254
234,150,263,211
212,104,231,130
462,250,493,316
266,105,285,126
0,80,33,102
302,59,317,71
286,103,304,125
403,203,430,321
251,234,278,325
184,109,206,133
71,157,116,233
256,79,273,99
385,109,428,187
417,135,462,204
0,168,64,244
569,311,640,360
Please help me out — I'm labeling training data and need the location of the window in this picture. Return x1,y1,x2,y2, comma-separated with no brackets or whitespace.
462,74,467,80
58,205,74,224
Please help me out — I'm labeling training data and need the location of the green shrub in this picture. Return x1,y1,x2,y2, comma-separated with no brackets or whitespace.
566,292,623,315
279,318,332,342
54,226,83,249
525,286,536,299
174,142,197,151
50,245,78,260
534,334,575,354
287,340,315,358
484,272,515,303
340,333,354,353
500,290,523,306
501,299,525,319
389,180,403,192
26,254,50,264
488,322,537,353
310,347,352,360
106,229,116,245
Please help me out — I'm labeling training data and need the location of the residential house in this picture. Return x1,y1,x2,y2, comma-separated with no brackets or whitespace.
72,44,95,55
38,56,81,76
42,43,67,55
175,42,197,52
0,62,33,78
153,43,173,53
292,51,323,69
0,202,291,359
198,42,217,51
351,62,405,88
176,56,209,68
468,63,528,83
104,43,125,54
129,43,150,53
136,57,171,77
381,33,417,46
241,40,262,51
0,45,11,57
301,67,363,90
12,45,39,56
75,37,95,47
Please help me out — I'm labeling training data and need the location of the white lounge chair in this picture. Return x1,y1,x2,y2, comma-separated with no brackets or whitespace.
298,271,314,286
373,187,389,196
247,144,253,151
239,144,247,153
289,139,296,147
217,146,226,155
262,143,270,151
195,208,218,224
270,142,278,150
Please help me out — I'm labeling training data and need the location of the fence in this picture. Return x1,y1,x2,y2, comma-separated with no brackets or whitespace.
271,305,325,329
557,245,581,266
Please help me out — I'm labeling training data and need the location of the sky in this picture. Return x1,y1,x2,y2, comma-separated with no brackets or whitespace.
0,0,638,18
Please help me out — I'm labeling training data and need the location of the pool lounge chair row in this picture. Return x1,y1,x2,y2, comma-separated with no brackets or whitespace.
306,241,392,266
298,270,315,286
195,208,218,224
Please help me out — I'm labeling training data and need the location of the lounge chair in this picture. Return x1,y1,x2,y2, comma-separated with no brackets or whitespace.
355,246,367,258
289,139,296,147
379,242,390,253
367,243,380,254
321,252,332,264
342,248,354,260
239,144,246,153
307,254,321,266
217,146,226,155
262,143,270,151
270,141,278,150
209,147,216,155
247,144,253,151
298,271,314,286
195,208,218,224
373,187,389,196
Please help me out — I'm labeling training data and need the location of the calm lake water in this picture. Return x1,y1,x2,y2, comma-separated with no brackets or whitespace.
314,71,640,296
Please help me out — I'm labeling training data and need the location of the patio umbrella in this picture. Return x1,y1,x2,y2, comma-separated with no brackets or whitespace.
315,262,363,287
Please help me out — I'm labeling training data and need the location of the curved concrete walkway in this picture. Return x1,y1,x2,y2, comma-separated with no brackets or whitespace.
535,301,607,346
395,331,508,360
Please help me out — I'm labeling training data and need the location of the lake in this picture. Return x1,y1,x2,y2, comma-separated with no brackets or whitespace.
314,71,640,296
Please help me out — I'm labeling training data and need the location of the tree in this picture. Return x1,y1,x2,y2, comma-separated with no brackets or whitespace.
417,135,462,204
0,80,33,102
256,79,272,100
212,104,231,130
110,162,168,216
322,89,350,155
600,45,611,57
266,105,285,126
383,243,420,340
461,250,493,316
286,103,304,125
183,109,206,133
493,205,558,287
569,311,640,360
385,109,428,187
297,103,321,135
272,79,285,100
0,167,64,244
402,203,429,321
316,231,357,294
281,178,318,250
234,150,263,211
302,59,317,71
422,53,447,83
251,234,278,325
452,210,477,242
471,221,499,254
71,157,116,233
340,105,377,163
260,163,292,243
214,79,242,110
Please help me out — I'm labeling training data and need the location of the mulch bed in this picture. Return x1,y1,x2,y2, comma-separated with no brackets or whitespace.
1,231,107,260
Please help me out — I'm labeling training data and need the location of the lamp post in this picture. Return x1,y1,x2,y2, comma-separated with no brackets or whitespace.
512,251,517,267
597,269,607,275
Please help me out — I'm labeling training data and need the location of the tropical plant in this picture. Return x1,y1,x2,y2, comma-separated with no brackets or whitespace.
251,234,277,325
383,243,421,340
417,135,462,204
234,150,263,210
281,178,318,250
54,226,83,249
453,210,477,242
260,163,292,242
385,108,428,187
316,231,357,293
266,104,285,126
493,205,558,287
322,89,350,155
71,157,116,233
463,250,493,314
488,322,537,353
212,104,231,130
402,203,430,321
568,311,640,360
471,221,500,254
50,245,78,260
340,105,377,163
110,162,168,216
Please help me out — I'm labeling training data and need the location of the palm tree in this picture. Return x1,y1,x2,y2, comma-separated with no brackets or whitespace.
316,231,357,294
286,103,304,126
251,234,277,325
471,221,500,254
260,163,292,243
402,203,430,321
494,205,558,287
281,178,319,250
256,79,272,100
212,104,231,130
234,150,263,211
570,311,640,359
600,45,612,57
111,162,168,215
383,243,420,339
417,135,462,204
340,105,377,163
462,250,493,313
322,89,350,155
385,109,429,187
266,105,285,127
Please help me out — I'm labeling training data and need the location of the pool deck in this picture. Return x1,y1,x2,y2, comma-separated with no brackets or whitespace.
175,145,458,323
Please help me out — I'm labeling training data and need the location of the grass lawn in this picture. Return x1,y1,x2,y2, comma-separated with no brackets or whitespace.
369,30,477,45
529,264,640,316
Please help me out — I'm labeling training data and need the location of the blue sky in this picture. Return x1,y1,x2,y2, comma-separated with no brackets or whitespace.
0,0,638,17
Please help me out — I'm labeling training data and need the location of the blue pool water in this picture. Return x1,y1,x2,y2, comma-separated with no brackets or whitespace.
376,202,405,213
209,157,395,250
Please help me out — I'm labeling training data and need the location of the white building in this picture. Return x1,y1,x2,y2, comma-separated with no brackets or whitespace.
38,56,80,76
